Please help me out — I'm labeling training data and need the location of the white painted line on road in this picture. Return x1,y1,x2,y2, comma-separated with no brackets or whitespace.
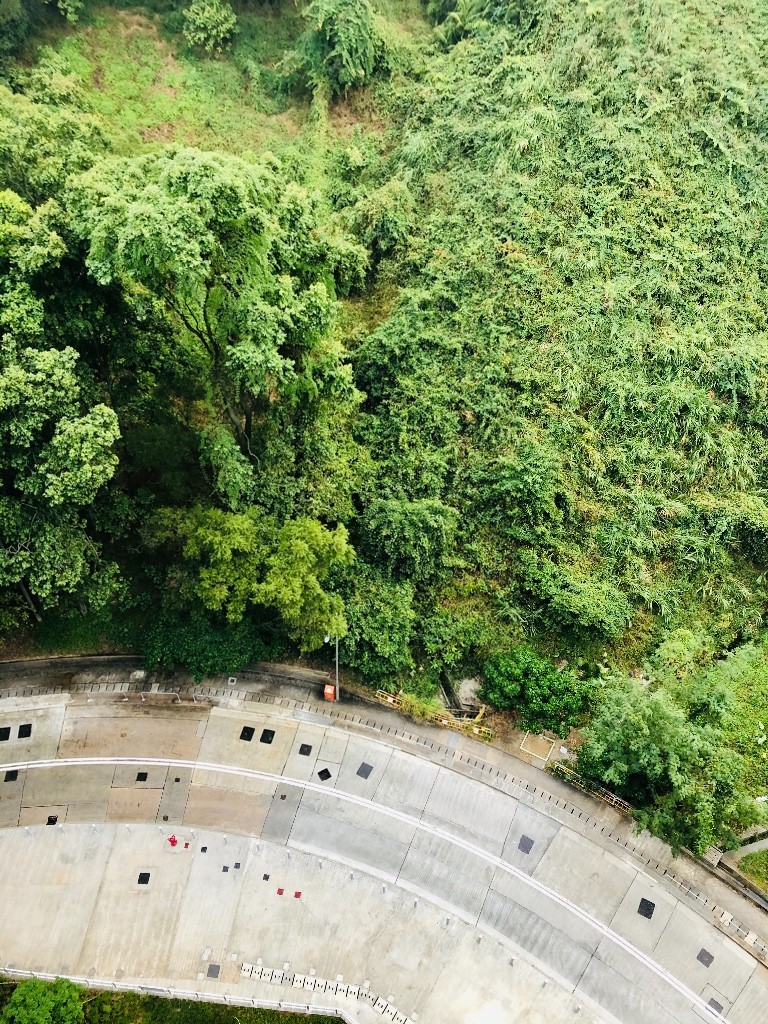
0,756,727,1023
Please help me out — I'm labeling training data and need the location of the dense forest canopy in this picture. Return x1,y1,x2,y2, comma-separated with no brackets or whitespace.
3,0,768,850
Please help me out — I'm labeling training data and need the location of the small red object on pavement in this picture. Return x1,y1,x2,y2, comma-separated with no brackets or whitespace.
184,842,189,849
324,683,335,701
167,835,178,847
294,891,301,899
277,888,284,895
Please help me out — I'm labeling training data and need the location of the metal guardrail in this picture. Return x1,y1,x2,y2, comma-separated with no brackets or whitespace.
547,761,633,813
0,969,361,1023
374,690,495,741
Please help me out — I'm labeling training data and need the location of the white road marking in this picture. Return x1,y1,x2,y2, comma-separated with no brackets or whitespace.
0,756,726,1022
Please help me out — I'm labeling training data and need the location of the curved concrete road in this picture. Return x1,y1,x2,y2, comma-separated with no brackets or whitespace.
0,693,766,1024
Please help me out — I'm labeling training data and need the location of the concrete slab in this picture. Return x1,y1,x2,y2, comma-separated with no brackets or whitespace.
0,768,25,826
577,952,684,1024
21,765,115,807
0,824,112,973
198,708,298,774
587,934,710,1024
478,886,594,987
168,833,250,978
532,829,636,924
372,749,440,817
260,783,302,845
318,730,348,766
500,802,561,874
298,789,417,846
0,701,66,762
155,769,193,825
74,828,189,977
59,706,204,759
398,830,496,921
488,867,603,953
282,725,326,782
608,874,677,953
334,737,393,799
652,902,756,1003
65,802,108,823
290,804,410,881
182,785,272,834
422,768,517,853
18,804,67,826
107,788,163,823
728,971,768,1024
419,922,595,1024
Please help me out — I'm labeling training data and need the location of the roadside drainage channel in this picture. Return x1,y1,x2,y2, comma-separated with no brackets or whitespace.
241,962,412,1023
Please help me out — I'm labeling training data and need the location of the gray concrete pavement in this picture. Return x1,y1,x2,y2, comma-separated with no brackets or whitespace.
0,693,767,1023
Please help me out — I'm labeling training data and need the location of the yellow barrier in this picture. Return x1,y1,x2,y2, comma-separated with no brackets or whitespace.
374,690,496,742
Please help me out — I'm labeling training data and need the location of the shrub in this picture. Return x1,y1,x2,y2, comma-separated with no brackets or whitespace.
182,0,238,54
480,646,594,737
289,0,386,96
140,610,270,681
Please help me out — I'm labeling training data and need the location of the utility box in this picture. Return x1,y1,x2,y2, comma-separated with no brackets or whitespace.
324,683,336,701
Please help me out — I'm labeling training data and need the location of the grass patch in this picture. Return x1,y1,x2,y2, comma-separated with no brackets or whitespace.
737,849,768,890
53,5,308,153
714,645,768,796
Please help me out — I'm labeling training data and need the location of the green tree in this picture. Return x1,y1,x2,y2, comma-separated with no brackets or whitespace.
0,82,106,206
1,979,84,1024
148,505,354,649
480,646,593,737
0,0,29,61
182,0,238,54
577,678,761,854
0,343,120,610
66,148,364,513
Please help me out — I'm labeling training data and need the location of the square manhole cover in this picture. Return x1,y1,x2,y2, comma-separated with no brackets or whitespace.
356,762,374,779
637,898,655,919
518,835,534,855
317,768,332,781
207,964,220,979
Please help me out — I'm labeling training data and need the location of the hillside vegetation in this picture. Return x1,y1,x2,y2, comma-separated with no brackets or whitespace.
2,0,768,850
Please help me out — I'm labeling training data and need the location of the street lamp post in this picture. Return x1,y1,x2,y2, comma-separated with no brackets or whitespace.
325,634,340,701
